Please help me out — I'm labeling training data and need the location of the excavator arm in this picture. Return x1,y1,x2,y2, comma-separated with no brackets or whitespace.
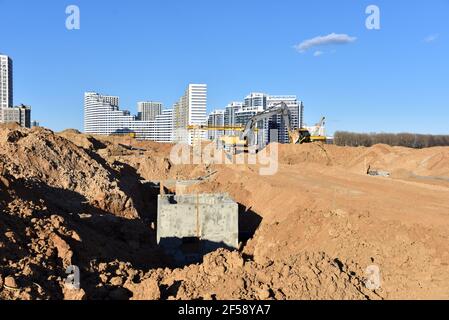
240,102,301,144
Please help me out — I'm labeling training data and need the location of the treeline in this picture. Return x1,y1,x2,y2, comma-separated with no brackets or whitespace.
334,131,449,148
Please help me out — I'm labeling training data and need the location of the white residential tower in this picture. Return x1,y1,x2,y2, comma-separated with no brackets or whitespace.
173,84,207,145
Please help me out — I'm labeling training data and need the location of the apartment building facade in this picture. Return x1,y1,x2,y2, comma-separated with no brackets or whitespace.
84,92,173,143
207,109,225,140
0,54,13,109
173,84,207,145
0,104,31,128
152,109,174,143
0,54,31,128
267,95,304,144
137,101,163,121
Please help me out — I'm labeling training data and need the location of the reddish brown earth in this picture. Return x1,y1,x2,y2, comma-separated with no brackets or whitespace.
1,124,448,300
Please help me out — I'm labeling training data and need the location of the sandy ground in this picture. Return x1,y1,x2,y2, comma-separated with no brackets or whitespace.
1,125,448,300
186,143,449,299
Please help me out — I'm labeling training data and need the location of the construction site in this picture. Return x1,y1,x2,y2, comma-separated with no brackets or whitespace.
1,115,449,300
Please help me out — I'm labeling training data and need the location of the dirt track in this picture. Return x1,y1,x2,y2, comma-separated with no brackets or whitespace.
1,125,448,300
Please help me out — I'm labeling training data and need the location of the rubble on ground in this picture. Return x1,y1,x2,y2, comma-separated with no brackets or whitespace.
1,125,449,300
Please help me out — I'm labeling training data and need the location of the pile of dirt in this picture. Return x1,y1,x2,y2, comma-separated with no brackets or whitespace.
133,249,379,300
1,125,141,218
63,132,209,182
277,142,449,179
190,143,449,299
0,126,166,299
58,129,108,151
1,127,449,300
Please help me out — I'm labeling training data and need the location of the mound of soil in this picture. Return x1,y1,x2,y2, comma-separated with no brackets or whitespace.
1,127,449,300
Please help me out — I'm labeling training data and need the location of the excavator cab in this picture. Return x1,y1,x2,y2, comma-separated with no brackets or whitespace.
289,128,312,144
218,102,325,153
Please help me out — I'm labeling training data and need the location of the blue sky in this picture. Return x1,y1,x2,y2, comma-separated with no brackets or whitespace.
1,0,448,134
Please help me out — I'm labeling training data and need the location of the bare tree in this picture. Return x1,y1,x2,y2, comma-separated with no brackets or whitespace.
334,131,449,148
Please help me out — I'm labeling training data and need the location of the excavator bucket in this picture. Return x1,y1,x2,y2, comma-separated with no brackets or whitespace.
289,130,301,144
289,129,312,144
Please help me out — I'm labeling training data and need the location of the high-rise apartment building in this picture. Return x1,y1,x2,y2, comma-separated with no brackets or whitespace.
137,101,163,121
173,84,207,144
152,109,174,143
223,102,243,137
0,104,31,128
0,55,31,128
84,92,126,135
84,92,173,142
207,109,225,140
267,95,303,143
244,92,267,109
0,54,13,109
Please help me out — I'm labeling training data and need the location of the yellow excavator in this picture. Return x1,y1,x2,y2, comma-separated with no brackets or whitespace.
306,116,327,143
219,102,323,153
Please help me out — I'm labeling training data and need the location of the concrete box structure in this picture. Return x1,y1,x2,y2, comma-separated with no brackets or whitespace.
157,193,238,264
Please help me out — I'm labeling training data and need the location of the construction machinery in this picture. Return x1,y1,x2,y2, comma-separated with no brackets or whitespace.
240,102,309,145
187,124,258,154
305,116,327,143
187,102,327,154
219,102,314,153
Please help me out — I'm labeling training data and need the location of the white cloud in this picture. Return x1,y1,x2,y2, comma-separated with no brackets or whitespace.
313,51,323,57
294,33,357,53
424,34,439,43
